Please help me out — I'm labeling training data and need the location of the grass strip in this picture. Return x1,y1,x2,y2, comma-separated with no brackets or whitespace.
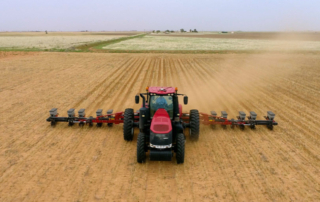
75,34,147,52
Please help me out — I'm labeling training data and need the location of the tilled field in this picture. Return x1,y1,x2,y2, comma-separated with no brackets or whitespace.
155,32,320,41
104,36,320,51
0,52,319,201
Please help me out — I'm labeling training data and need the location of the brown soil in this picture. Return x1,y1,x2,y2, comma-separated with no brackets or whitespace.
156,32,320,41
0,52,319,201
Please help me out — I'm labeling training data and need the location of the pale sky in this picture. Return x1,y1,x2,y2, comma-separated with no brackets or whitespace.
0,0,319,31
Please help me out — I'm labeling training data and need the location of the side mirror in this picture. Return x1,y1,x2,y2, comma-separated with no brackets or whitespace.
183,96,188,105
135,95,140,104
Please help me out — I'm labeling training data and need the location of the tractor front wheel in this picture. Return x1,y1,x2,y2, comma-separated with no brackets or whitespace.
189,109,200,141
176,133,185,164
123,108,134,141
137,133,146,163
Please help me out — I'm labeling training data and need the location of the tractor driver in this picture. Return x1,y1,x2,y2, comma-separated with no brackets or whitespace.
155,96,168,110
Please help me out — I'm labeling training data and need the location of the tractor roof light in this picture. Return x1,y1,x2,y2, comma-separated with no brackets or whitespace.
175,87,178,92
146,86,149,91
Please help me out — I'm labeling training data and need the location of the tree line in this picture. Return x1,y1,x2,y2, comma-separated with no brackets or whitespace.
152,29,198,33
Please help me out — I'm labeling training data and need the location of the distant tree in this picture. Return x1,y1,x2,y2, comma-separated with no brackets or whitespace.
193,29,198,33
156,30,161,33
180,29,185,33
152,30,155,33
190,29,192,32
170,30,174,33
45,30,48,34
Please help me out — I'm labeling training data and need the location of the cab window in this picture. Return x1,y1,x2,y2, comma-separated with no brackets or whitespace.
149,95,173,118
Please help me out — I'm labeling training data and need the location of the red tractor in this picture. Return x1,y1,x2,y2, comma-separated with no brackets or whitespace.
47,86,278,164
123,87,200,164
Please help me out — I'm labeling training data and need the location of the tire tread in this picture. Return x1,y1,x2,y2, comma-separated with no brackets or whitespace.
137,133,146,163
176,133,185,164
123,108,134,141
189,109,200,141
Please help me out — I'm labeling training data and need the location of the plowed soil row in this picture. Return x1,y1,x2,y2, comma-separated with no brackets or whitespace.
0,52,319,201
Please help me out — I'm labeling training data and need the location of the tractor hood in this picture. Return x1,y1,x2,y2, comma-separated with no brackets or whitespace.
150,108,172,134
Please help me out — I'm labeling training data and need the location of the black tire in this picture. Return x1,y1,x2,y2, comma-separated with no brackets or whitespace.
176,133,185,164
96,123,102,127
88,117,93,127
51,121,56,127
268,124,273,130
189,109,200,141
137,133,146,163
123,108,134,141
239,125,245,130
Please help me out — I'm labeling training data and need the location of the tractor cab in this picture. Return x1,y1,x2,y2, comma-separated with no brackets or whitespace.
147,87,185,119
149,92,174,119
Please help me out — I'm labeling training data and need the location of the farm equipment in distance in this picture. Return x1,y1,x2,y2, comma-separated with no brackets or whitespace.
47,86,278,164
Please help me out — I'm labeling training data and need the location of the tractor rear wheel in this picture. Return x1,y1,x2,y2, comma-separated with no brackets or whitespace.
123,108,134,141
137,133,146,163
176,133,185,164
189,109,200,141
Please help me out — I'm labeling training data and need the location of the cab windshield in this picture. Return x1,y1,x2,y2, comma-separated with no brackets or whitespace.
149,95,173,118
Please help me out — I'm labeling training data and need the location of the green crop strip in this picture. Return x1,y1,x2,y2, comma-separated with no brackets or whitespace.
75,34,147,52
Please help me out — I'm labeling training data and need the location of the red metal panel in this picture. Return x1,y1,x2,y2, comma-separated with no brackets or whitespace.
150,108,172,134
148,86,175,94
